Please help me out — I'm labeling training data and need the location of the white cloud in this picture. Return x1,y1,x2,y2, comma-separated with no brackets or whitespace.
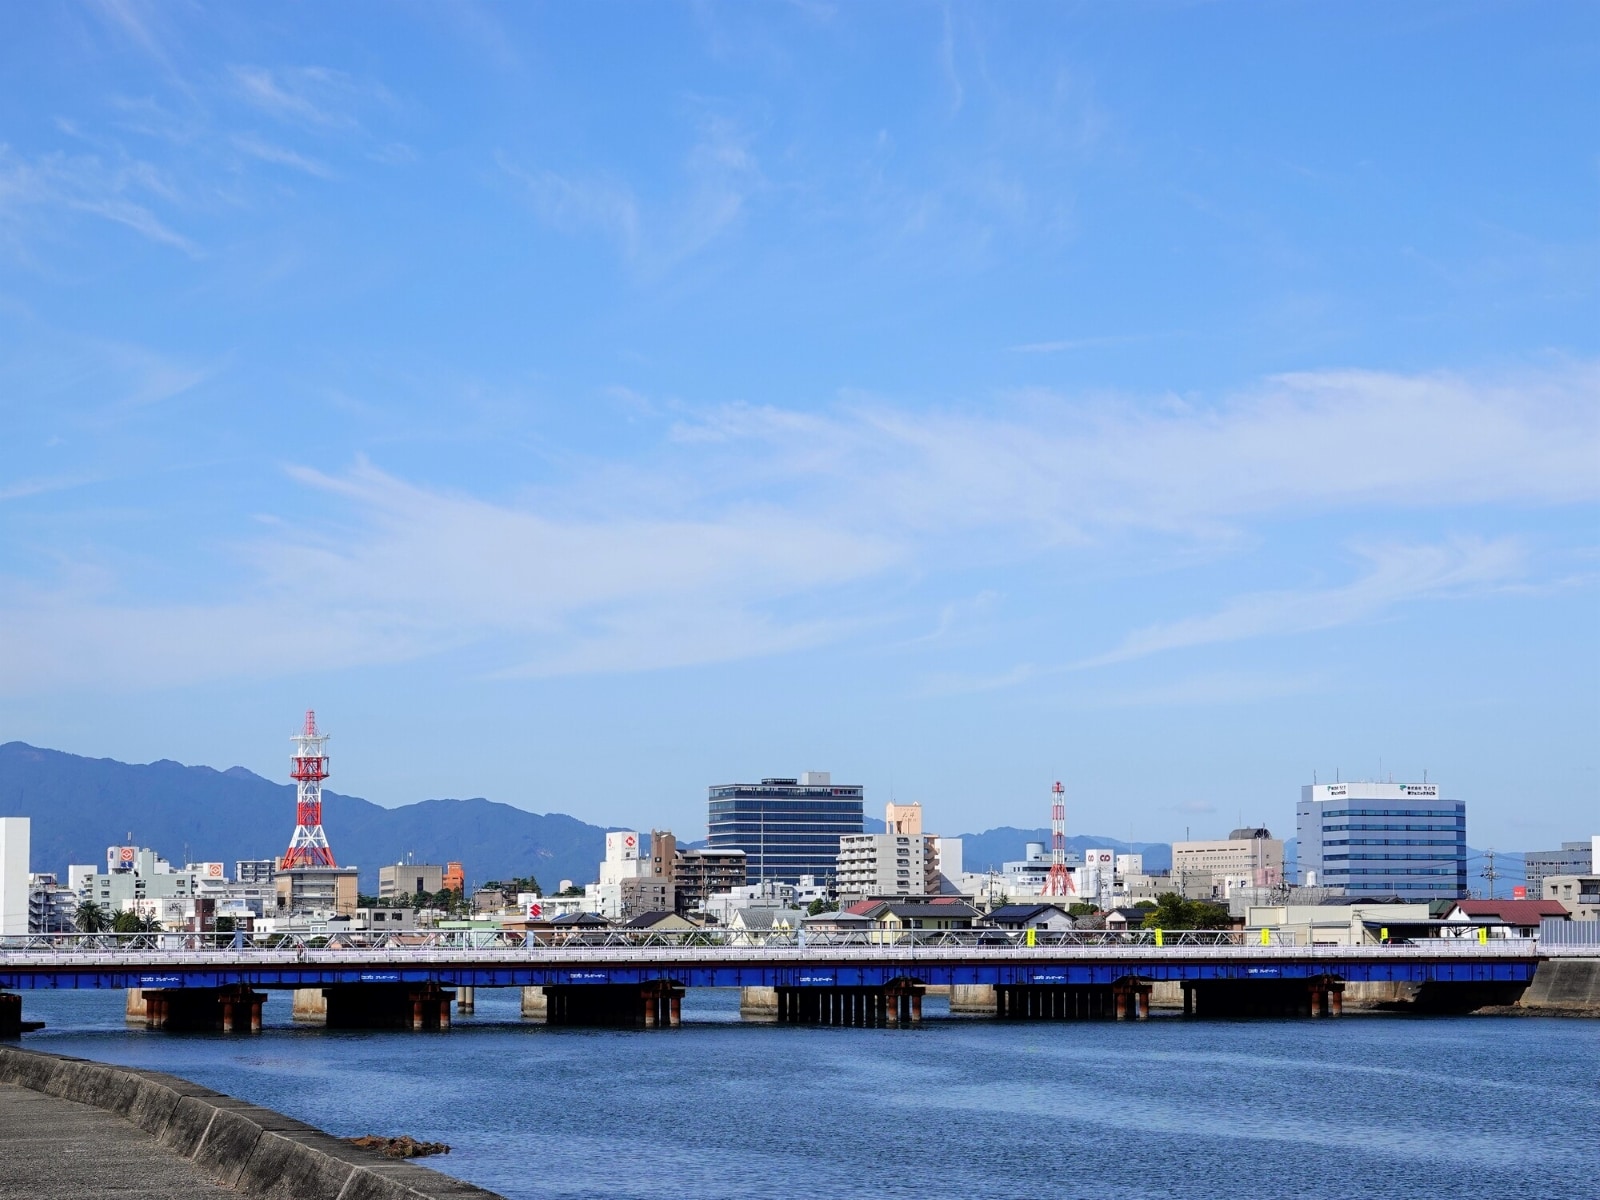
230,66,388,131
500,113,765,274
1077,538,1526,668
0,144,198,255
232,134,333,179
0,360,1592,693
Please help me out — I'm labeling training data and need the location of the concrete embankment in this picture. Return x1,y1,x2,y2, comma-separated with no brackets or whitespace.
0,1046,504,1200
1513,958,1600,1014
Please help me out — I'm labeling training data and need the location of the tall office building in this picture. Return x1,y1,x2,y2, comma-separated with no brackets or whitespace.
707,772,864,886
1297,782,1467,899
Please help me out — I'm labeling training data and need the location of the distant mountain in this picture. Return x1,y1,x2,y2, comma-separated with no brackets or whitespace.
0,742,612,894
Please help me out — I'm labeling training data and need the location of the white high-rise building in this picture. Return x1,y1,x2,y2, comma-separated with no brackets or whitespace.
0,817,29,936
1298,782,1466,899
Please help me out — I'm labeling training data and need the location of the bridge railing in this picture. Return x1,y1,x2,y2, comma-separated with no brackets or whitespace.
0,928,1550,960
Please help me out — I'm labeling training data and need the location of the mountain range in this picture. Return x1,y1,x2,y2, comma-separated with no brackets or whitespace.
0,743,612,894
5,742,1514,895
0,742,1181,894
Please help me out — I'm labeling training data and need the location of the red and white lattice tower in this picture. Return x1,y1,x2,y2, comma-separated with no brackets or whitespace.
1043,780,1076,896
280,710,337,870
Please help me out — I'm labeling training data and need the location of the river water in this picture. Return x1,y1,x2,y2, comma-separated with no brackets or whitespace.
15,988,1599,1200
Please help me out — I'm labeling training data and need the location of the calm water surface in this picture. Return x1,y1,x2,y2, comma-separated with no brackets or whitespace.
17,988,1599,1200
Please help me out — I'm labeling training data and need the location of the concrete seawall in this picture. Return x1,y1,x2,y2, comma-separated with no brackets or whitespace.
0,1046,504,1200
1517,958,1600,1014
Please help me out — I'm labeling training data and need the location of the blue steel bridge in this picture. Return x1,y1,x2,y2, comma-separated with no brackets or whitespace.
0,930,1546,1032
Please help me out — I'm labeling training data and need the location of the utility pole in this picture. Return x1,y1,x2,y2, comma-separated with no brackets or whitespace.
1480,847,1499,900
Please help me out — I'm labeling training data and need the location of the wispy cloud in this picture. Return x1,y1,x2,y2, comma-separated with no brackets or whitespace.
0,360,1592,692
0,144,198,255
1077,538,1526,669
230,65,388,131
232,134,333,179
500,112,765,275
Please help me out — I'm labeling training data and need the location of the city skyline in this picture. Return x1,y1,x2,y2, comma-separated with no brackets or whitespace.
1,4,1596,850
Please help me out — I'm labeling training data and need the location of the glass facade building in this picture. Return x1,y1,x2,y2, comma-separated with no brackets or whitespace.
1297,782,1467,899
707,773,864,885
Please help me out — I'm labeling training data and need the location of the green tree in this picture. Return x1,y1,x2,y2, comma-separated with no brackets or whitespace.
1140,892,1231,931
74,899,110,933
357,893,382,909
807,898,838,916
112,909,161,934
1067,902,1098,918
214,916,236,934
558,884,585,897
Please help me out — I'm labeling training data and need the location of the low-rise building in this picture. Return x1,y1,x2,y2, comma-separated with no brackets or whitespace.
837,831,929,899
379,862,444,901
275,866,359,917
75,845,199,914
673,846,747,913
27,871,76,933
1443,899,1569,939
1172,828,1285,898
1247,899,1435,946
980,903,1076,932
1542,874,1600,921
1524,841,1597,893
234,859,277,885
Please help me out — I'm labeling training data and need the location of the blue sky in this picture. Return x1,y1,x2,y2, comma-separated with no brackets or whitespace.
2,2,1596,855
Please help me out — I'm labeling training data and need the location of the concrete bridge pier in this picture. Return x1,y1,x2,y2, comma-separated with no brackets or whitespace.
322,983,455,1030
456,985,475,1016
950,984,997,1014
521,985,547,1020
140,985,266,1032
292,987,328,1024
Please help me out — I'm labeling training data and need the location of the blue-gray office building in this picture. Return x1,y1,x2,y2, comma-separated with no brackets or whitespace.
707,772,864,886
1297,781,1467,899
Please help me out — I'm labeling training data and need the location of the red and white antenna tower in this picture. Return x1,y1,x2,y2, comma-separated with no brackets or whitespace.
280,710,336,870
1043,780,1075,896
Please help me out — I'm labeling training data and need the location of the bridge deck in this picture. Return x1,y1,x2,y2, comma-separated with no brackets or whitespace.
1,941,1544,991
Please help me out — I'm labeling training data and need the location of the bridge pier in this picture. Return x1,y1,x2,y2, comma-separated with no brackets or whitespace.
1182,976,1345,1018
950,983,997,1014
536,981,684,1028
995,978,1150,1021
456,985,475,1016
521,986,547,1020
292,987,328,1024
140,985,266,1032
322,983,455,1030
1,992,44,1039
770,979,924,1027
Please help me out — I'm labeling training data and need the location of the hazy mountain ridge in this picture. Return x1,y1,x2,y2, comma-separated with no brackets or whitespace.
0,742,614,894
0,744,1520,896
